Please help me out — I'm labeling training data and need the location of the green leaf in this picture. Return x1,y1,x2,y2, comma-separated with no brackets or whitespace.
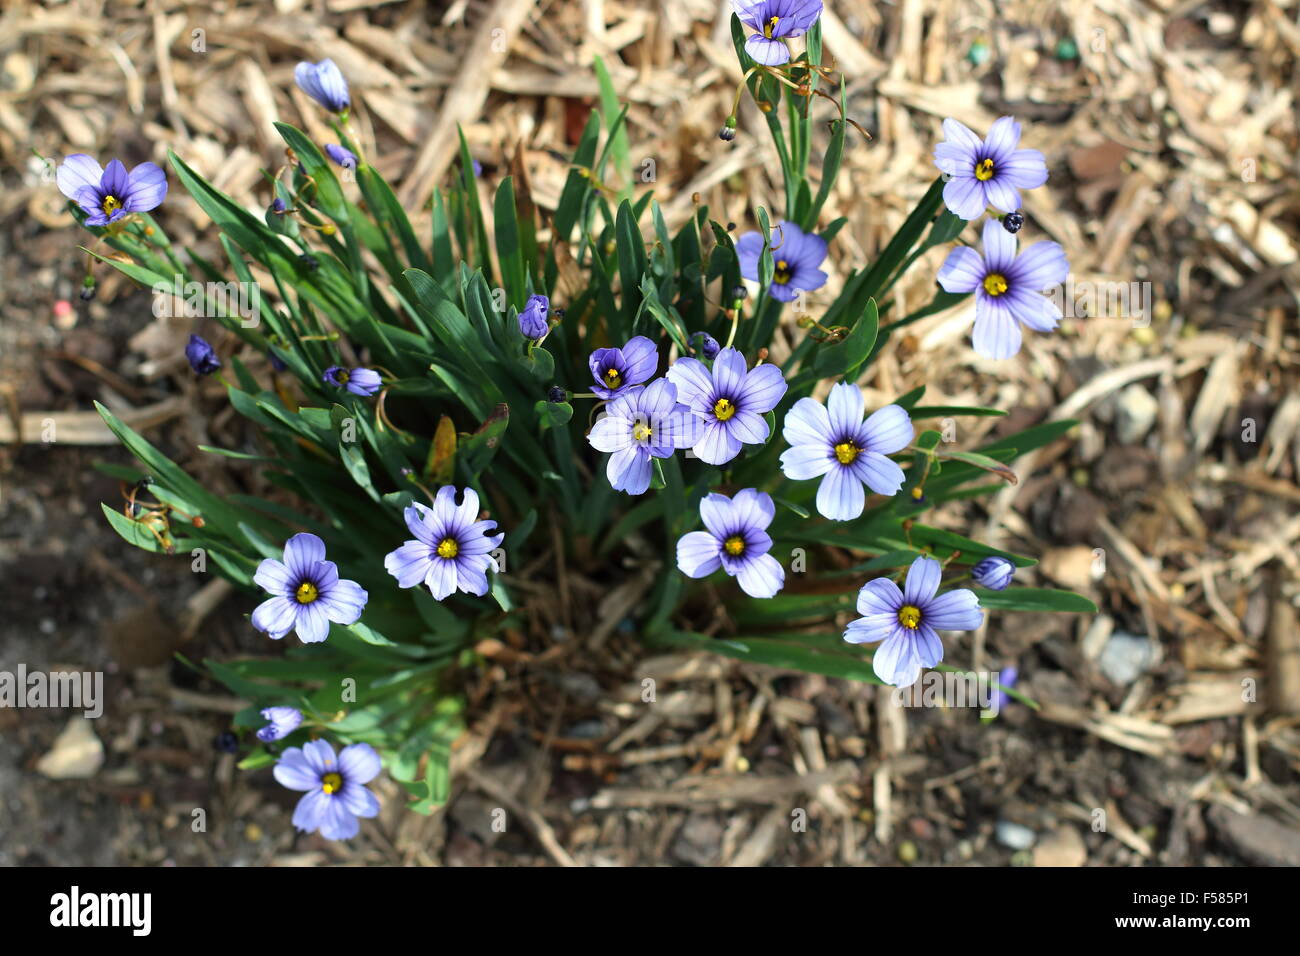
972,587,1098,614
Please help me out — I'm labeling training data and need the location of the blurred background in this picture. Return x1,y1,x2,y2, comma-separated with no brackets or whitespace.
0,0,1297,866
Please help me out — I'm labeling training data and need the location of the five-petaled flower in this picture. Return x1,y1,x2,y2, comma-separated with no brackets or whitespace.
251,533,369,644
732,0,824,66
323,365,382,396
736,220,828,302
256,706,303,743
587,379,702,495
667,348,787,465
937,219,1069,359
589,335,657,400
294,59,350,113
933,116,1048,221
56,155,167,227
676,489,785,598
843,555,983,687
384,486,504,601
274,740,380,840
780,383,913,520
518,294,550,341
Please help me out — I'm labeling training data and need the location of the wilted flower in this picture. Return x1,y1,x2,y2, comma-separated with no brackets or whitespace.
518,294,550,340
256,706,303,743
933,117,1048,221
736,220,828,302
732,0,824,66
587,379,702,495
780,383,912,520
184,334,221,375
323,365,382,396
56,155,167,226
324,143,357,169
251,533,369,644
384,486,504,601
274,740,380,840
691,332,721,359
971,555,1016,590
294,59,350,113
589,335,657,400
843,555,983,687
666,348,787,465
937,219,1069,359
676,489,785,598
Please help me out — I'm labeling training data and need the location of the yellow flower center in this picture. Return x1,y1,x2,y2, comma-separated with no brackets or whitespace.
764,15,780,38
632,421,653,442
897,604,922,629
436,537,459,559
834,441,860,465
714,397,737,421
975,158,995,181
982,273,1009,296
604,367,622,389
335,369,351,384
295,581,319,604
723,534,746,556
321,772,343,795
773,259,792,284
101,194,123,216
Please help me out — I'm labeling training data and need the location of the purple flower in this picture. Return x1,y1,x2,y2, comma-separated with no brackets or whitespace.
692,332,721,359
384,486,504,601
676,489,785,598
732,0,824,66
268,349,288,372
324,143,357,169
736,220,828,302
589,335,657,400
666,348,787,465
251,533,369,644
56,155,167,227
843,555,983,687
971,555,1016,590
256,706,303,742
274,740,380,840
780,383,913,520
933,116,1048,221
184,334,221,375
937,219,1069,359
294,59,350,113
587,379,703,495
518,294,550,340
472,159,483,178
270,196,288,215
993,666,1018,712
324,365,382,396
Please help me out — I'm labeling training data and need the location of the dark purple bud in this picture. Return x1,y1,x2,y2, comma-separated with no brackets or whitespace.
1002,211,1025,234
299,253,319,271
730,285,747,301
268,350,288,372
212,732,239,753
185,334,222,376
547,385,567,403
270,197,287,215
692,332,720,359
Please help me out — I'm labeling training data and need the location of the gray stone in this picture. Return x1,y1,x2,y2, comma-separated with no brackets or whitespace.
995,820,1037,850
1098,631,1156,685
1114,384,1159,444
